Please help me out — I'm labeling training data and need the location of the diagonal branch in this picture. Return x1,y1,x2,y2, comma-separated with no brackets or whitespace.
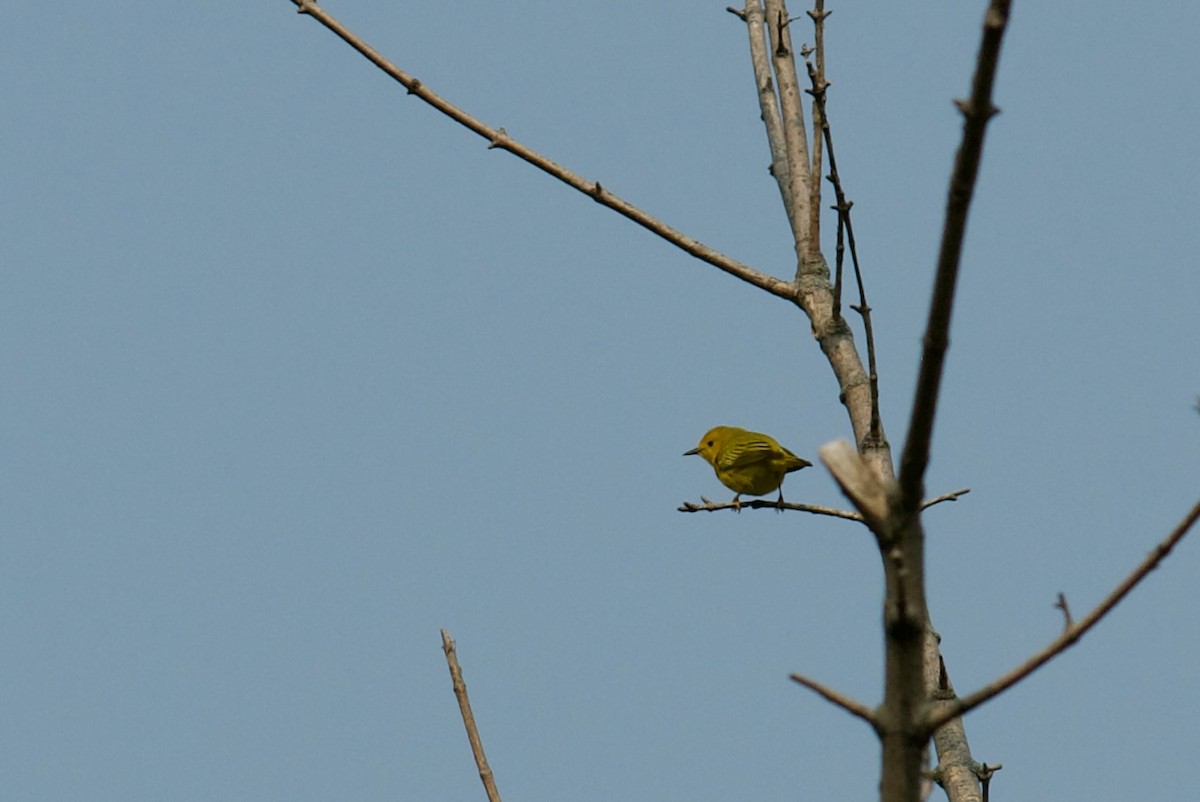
897,0,1012,512
289,0,794,299
790,672,880,731
923,498,1200,735
441,629,504,802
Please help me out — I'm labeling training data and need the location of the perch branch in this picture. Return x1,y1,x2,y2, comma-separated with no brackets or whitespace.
677,488,968,516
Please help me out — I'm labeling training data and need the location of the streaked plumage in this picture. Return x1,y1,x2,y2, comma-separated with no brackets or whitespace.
684,425,811,509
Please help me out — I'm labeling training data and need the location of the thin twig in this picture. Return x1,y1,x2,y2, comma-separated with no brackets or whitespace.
679,497,864,518
804,57,883,446
920,487,971,509
897,0,1012,511
677,487,969,516
790,672,880,731
923,498,1200,734
441,629,503,802
1053,592,1073,630
288,0,794,300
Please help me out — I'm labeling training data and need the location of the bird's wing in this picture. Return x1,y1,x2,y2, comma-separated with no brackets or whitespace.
716,438,776,470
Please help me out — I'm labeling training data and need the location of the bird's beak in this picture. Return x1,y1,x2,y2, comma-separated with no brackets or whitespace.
683,447,700,456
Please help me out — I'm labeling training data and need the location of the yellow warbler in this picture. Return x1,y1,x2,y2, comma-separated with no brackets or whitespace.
684,426,811,509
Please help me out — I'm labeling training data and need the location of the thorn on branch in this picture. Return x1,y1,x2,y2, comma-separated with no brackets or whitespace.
589,181,605,201
725,6,747,21
295,0,317,15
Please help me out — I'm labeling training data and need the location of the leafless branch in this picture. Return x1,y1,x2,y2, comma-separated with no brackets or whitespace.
806,1,830,246
790,672,880,730
678,497,864,518
766,0,818,268
288,0,794,300
897,0,1012,512
923,498,1200,734
1053,592,1073,630
804,57,883,446
441,629,503,802
677,488,969,516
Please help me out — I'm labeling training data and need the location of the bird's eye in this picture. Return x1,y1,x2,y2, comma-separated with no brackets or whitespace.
706,440,714,447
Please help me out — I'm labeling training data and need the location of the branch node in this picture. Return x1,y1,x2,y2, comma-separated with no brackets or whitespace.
953,98,1001,120
975,762,1002,802
406,78,422,95
725,6,747,21
589,181,605,200
487,127,509,150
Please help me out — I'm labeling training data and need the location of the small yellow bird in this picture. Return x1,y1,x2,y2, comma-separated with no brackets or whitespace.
684,426,811,509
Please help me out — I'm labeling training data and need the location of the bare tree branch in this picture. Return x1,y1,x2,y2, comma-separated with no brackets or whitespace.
806,0,830,249
678,488,968,517
897,0,1012,513
803,56,884,446
923,498,1200,734
736,1,797,228
288,0,794,299
790,672,880,730
764,0,816,265
441,629,503,802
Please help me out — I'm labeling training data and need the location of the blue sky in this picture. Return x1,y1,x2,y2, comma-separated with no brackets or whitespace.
3,2,1198,800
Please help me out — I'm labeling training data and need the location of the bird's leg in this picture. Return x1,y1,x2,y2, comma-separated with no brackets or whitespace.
732,494,742,513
